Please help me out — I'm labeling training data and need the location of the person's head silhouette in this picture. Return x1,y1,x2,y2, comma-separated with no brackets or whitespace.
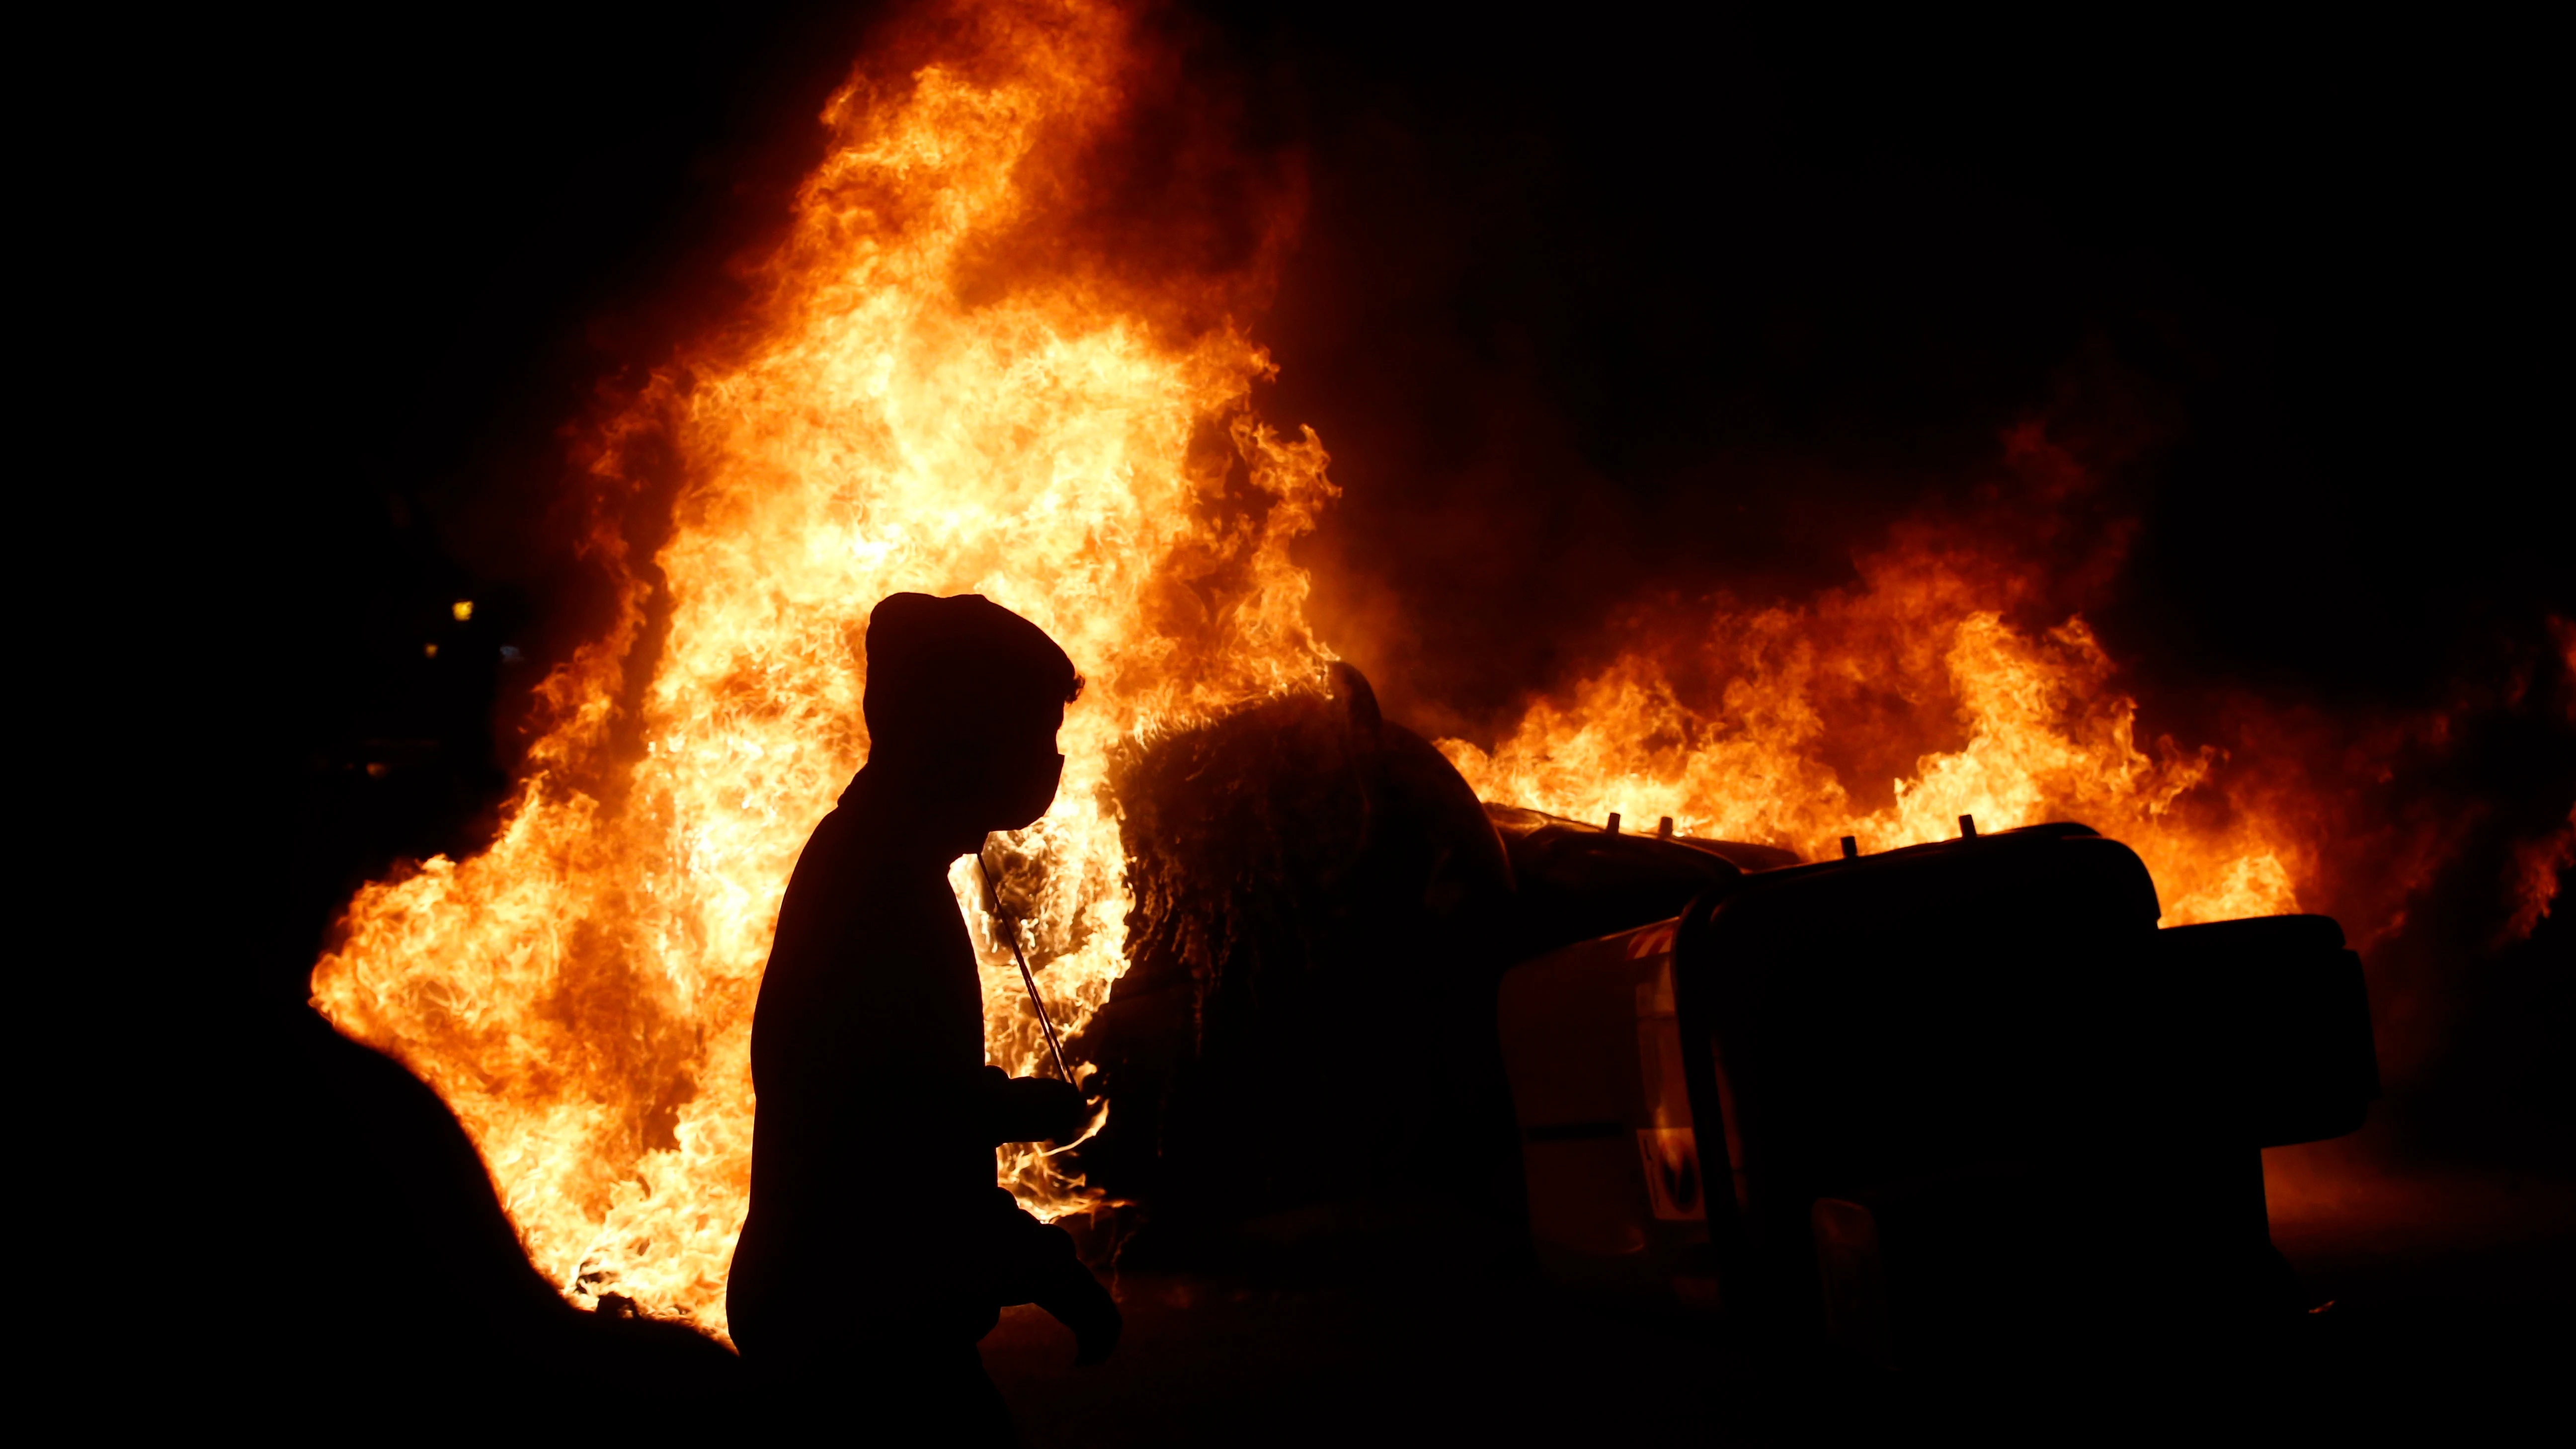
860,592,1082,842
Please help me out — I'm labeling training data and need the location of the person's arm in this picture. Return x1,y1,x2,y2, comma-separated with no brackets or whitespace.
977,1191,1122,1366
968,1065,1090,1146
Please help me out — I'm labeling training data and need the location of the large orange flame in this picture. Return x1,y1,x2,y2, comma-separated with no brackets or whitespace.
311,0,2360,1343
1441,538,2305,926
314,0,1331,1338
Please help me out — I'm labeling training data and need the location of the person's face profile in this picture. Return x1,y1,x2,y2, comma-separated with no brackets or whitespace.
982,707,1066,832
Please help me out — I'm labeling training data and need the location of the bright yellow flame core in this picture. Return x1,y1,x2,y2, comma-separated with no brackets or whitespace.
312,0,2312,1344
314,1,1333,1338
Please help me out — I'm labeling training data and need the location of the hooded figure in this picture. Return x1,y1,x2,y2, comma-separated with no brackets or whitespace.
727,593,1119,1440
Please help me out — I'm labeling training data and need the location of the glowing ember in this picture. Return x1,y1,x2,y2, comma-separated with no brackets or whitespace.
313,0,1332,1337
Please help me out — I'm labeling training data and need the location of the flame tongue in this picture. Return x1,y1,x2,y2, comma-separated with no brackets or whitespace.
314,0,1331,1338
1441,545,2304,926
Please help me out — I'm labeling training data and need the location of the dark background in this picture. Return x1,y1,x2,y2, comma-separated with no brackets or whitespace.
199,2,2562,1158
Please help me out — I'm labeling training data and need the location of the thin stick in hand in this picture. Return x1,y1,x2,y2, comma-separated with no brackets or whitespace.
980,846,1075,1085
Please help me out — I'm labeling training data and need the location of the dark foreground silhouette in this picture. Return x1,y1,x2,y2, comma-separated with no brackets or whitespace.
726,592,1118,1441
212,1005,744,1422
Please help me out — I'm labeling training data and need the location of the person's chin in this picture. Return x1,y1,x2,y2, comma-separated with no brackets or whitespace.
990,794,1055,833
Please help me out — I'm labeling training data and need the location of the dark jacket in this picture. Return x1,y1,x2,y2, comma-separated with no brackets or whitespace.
727,782,1079,1366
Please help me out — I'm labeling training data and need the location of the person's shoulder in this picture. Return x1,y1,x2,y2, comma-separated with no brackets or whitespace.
782,806,866,894
770,805,907,962
796,801,907,871
800,801,858,851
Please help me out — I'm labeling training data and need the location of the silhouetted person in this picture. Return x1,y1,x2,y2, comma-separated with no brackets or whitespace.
223,1006,745,1421
727,593,1119,1441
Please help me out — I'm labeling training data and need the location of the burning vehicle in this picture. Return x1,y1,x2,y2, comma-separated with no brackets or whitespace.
1075,667,2377,1363
1492,816,2375,1366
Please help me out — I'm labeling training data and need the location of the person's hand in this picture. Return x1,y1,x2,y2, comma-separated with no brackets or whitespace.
1037,1269,1123,1368
1008,1076,1089,1144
